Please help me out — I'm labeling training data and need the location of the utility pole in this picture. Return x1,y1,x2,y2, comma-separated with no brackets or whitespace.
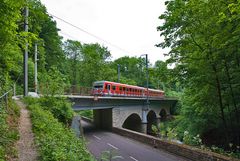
140,54,149,124
34,43,38,93
145,54,149,108
117,64,120,82
24,6,29,96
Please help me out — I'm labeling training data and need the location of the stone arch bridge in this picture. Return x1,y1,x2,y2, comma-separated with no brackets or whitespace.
67,95,177,129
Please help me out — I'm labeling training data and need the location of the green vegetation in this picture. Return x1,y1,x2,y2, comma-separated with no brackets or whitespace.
0,0,240,159
25,97,93,161
155,0,240,157
25,97,74,125
0,100,20,160
77,110,93,120
100,150,123,161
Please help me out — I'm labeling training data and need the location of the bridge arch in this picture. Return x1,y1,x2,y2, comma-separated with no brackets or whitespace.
159,109,167,120
122,113,142,131
147,110,157,122
147,110,157,135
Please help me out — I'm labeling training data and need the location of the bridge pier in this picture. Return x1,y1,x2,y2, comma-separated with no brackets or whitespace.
141,123,147,134
93,109,112,130
142,109,148,124
141,109,148,133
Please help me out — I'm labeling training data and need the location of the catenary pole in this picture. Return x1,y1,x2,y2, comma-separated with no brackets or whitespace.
140,54,149,124
24,6,29,96
117,64,120,83
34,43,38,93
145,54,149,108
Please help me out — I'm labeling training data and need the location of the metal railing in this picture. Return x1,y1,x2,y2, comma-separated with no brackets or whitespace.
64,86,92,96
0,89,13,110
38,84,92,96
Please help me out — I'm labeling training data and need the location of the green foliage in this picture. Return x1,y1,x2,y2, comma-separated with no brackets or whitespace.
27,101,93,161
0,100,20,160
152,122,178,141
0,0,24,94
63,40,82,86
166,127,178,141
152,123,166,138
100,150,123,161
157,0,240,150
39,66,69,96
25,97,74,125
78,43,112,87
40,97,74,125
183,131,202,146
113,56,145,86
77,110,93,119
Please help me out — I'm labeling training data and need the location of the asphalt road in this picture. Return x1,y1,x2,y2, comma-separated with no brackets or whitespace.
82,120,189,161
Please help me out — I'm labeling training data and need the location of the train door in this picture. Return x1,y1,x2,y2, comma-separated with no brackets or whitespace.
106,84,111,95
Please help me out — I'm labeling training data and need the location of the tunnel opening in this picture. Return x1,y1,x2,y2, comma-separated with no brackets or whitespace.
147,110,157,135
93,109,112,130
122,113,142,132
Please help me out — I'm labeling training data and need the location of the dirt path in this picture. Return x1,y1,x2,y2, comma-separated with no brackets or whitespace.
15,100,38,161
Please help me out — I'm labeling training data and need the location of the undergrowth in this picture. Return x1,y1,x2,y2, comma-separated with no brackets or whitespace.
76,110,93,119
24,97,93,161
0,100,20,160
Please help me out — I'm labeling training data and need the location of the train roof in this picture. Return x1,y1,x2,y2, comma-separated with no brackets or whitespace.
93,81,164,92
93,81,144,89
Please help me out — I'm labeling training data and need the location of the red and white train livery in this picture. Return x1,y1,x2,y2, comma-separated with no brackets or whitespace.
92,81,164,98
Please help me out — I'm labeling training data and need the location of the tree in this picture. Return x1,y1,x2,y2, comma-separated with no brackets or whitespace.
157,0,240,148
79,43,112,86
113,56,145,86
63,40,82,86
0,0,25,94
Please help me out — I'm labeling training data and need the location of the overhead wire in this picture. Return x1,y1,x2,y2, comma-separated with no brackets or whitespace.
49,13,132,55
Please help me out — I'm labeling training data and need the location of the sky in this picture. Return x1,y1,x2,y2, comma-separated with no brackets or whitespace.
40,0,168,64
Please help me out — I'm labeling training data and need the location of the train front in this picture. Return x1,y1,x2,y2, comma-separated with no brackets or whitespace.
92,81,105,96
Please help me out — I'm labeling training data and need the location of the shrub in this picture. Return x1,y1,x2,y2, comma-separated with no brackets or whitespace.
0,100,20,160
25,97,74,125
77,110,93,119
183,131,202,146
28,103,93,161
38,97,74,125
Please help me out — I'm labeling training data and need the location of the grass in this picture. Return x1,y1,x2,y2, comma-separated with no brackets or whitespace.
0,100,20,160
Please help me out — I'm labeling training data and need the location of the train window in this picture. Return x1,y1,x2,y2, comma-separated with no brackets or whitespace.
123,87,126,91
126,88,129,92
107,84,111,90
120,86,122,91
94,85,103,89
112,86,116,90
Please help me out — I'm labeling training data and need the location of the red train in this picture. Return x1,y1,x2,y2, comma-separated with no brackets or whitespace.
92,81,164,98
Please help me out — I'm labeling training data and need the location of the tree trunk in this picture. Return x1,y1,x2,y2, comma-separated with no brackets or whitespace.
212,64,229,144
224,59,240,146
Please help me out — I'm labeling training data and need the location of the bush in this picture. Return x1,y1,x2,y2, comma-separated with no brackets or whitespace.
28,103,93,161
183,131,202,146
77,110,93,119
25,97,74,125
39,97,74,125
0,100,20,160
